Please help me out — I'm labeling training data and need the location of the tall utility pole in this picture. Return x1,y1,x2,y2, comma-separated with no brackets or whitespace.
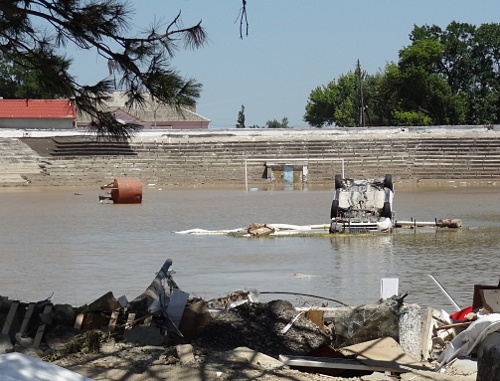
356,59,366,127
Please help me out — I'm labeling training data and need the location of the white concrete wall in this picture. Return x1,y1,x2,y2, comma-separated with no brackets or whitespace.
0,119,75,129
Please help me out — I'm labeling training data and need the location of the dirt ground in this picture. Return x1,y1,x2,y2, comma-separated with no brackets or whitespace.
33,300,479,381
47,344,478,381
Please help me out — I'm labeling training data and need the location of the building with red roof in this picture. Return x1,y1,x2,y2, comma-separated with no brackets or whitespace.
0,99,77,130
0,93,211,130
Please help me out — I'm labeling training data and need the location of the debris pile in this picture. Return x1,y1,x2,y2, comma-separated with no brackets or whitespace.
426,280,500,377
196,299,330,357
0,259,494,380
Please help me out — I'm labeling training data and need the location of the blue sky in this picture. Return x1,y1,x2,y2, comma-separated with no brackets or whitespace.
68,0,500,128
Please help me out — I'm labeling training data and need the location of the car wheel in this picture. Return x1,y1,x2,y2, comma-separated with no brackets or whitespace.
335,174,343,189
384,174,394,192
330,199,339,219
382,201,392,218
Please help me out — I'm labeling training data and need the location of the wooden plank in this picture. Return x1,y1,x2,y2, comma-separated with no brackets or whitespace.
305,309,324,331
125,313,136,329
73,313,85,330
33,304,52,348
108,309,120,331
19,303,36,336
279,355,406,373
340,337,428,371
435,321,473,331
1,301,19,335
420,307,435,362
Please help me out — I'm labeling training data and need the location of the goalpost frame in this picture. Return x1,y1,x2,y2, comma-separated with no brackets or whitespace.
244,158,345,191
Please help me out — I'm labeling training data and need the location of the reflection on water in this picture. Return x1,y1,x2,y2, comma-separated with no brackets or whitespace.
327,234,395,306
0,185,499,313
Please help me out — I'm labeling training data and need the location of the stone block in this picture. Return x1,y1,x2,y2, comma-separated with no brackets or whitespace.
477,332,500,381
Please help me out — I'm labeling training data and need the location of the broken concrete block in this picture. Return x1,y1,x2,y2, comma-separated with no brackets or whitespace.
477,331,500,381
15,333,33,348
399,303,422,361
331,299,399,347
0,333,13,354
176,343,195,364
231,346,283,369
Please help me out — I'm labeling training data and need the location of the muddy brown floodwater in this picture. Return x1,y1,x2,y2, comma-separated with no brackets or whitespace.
0,181,499,314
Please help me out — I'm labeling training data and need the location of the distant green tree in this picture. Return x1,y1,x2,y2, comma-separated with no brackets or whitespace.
266,117,289,128
0,54,16,98
304,21,500,127
303,82,338,127
304,67,383,127
396,38,467,125
371,63,402,125
304,74,357,127
359,68,385,126
0,52,72,99
236,105,246,128
405,22,500,124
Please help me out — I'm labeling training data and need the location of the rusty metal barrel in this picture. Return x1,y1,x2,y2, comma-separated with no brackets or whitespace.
106,178,142,204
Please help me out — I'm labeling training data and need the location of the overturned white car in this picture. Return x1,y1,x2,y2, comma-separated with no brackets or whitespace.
329,175,395,234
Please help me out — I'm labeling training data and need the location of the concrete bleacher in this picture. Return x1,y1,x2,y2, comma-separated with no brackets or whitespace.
2,128,500,187
0,138,44,186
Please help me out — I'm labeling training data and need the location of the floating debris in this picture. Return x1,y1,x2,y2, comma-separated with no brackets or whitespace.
99,178,142,204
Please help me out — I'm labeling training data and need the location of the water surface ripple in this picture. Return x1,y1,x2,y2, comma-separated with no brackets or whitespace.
0,185,499,313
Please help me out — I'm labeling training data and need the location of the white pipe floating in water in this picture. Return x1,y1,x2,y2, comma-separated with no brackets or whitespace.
174,224,330,235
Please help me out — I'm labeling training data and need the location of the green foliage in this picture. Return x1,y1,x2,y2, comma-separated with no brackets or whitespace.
236,105,245,128
0,51,73,99
304,67,382,127
304,73,359,127
304,82,339,127
0,56,16,98
0,1,207,139
398,39,444,72
266,117,289,128
371,64,401,125
304,21,500,127
405,22,500,124
392,109,432,126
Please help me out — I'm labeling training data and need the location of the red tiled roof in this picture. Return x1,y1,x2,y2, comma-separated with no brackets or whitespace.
0,99,77,119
